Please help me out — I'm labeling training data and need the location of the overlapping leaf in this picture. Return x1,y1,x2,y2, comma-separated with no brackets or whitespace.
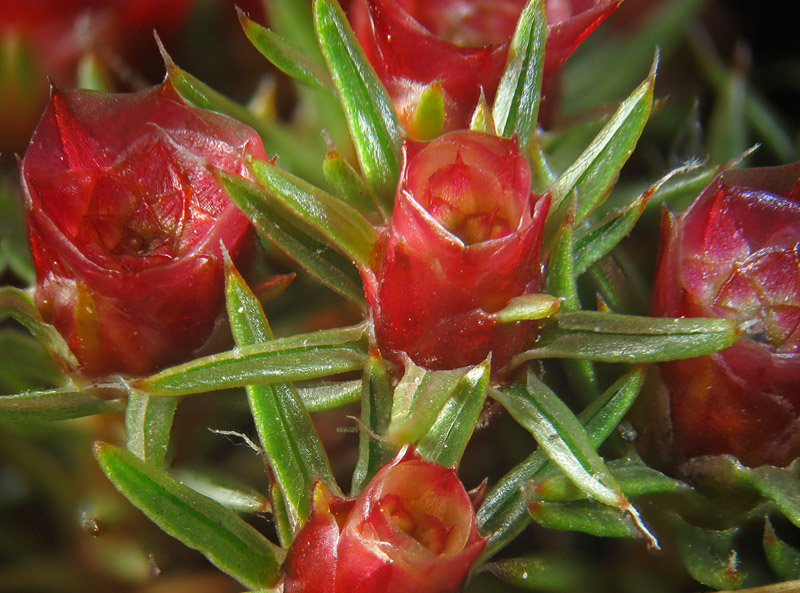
313,0,401,212
95,443,284,589
135,324,369,396
226,263,337,533
515,310,740,365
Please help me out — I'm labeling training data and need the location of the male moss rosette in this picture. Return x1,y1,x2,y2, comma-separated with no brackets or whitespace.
346,0,619,135
361,130,549,370
21,81,268,377
281,447,486,593
651,163,800,467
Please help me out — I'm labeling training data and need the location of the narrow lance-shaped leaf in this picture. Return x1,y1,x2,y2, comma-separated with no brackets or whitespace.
217,170,365,305
0,388,124,424
477,367,645,561
387,363,468,446
226,262,338,532
526,497,641,538
239,9,332,91
533,455,689,502
410,81,446,141
546,210,601,402
265,0,321,60
173,469,272,515
547,55,657,243
417,358,490,468
296,379,362,412
492,372,621,508
493,0,546,155
323,148,378,215
95,442,284,589
125,388,178,469
134,323,370,396
247,156,378,268
0,286,79,372
351,349,396,493
158,40,326,186
491,371,657,547
574,191,650,275
314,0,402,211
513,310,741,365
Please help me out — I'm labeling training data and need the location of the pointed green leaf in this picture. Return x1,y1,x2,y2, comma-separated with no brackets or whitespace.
574,192,650,275
493,0,546,154
352,351,396,493
410,81,445,141
418,358,490,467
265,0,320,60
547,214,579,310
387,363,467,446
548,57,657,240
239,10,332,91
323,149,378,214
0,388,124,423
226,263,338,530
247,157,378,267
526,498,640,538
676,521,744,590
160,47,325,186
470,90,496,135
135,323,369,396
515,310,741,364
95,442,284,589
314,0,402,210
477,368,645,561
125,389,178,469
173,469,271,515
495,294,562,323
534,454,689,501
764,518,800,581
218,171,365,304
0,286,79,372
297,380,361,412
491,372,626,509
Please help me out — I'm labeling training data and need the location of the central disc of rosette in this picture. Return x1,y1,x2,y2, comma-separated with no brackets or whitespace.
86,127,228,266
403,133,528,245
376,462,472,556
